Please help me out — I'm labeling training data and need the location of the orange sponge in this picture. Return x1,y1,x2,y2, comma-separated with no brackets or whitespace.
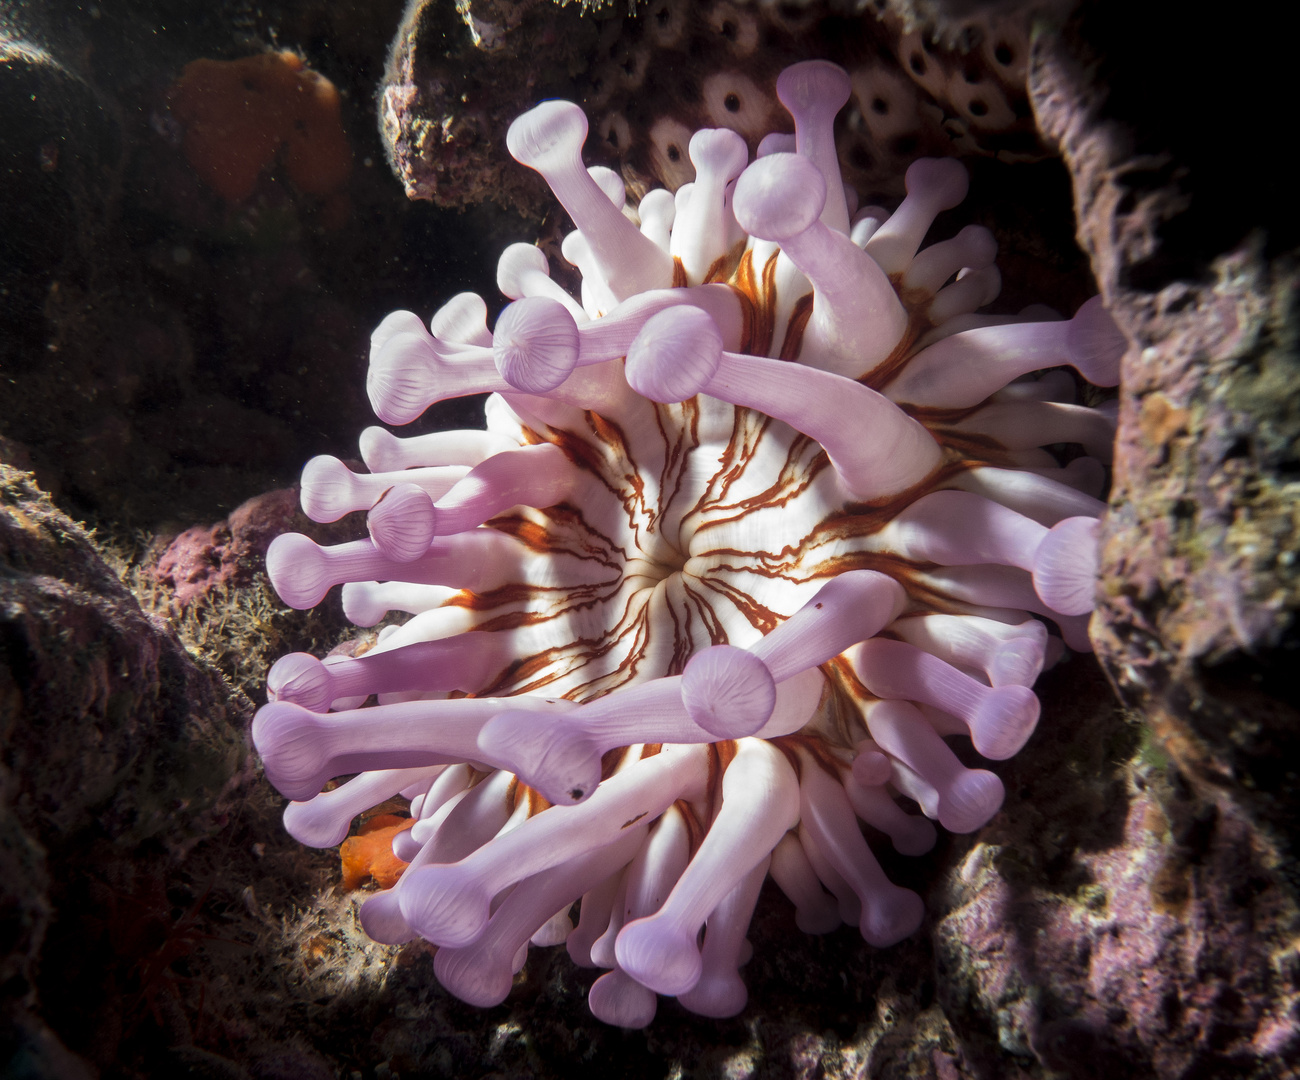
168,50,352,203
338,814,413,892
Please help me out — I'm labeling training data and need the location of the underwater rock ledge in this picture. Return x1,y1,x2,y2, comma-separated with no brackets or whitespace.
0,0,1297,1077
1033,7,1300,871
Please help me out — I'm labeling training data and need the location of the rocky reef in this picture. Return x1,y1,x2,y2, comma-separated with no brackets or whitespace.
380,0,1048,212
0,1,1295,1078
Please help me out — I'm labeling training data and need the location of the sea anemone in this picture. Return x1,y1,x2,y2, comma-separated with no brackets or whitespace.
252,60,1123,1028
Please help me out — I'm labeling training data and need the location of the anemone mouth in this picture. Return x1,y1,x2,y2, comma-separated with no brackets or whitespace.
633,530,690,579
620,552,688,604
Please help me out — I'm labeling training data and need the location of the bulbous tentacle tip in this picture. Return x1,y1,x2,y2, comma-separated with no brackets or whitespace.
677,971,749,1019
496,240,585,317
987,633,1049,688
251,701,329,801
430,291,491,346
969,683,1041,761
687,126,749,181
398,866,491,949
370,309,426,355
851,746,893,787
366,332,438,426
776,58,851,115
588,969,658,1029
794,902,842,936
860,885,925,948
531,907,573,948
1066,296,1126,387
434,945,513,1008
492,295,580,393
358,890,416,946
340,581,385,628
891,814,939,858
266,652,332,712
615,918,703,998
506,99,588,169
637,187,676,243
732,152,826,242
392,828,422,862
299,455,355,523
282,796,352,849
903,156,969,210
367,482,436,562
497,242,557,301
681,645,776,738
588,164,626,207
476,709,601,806
357,425,399,471
757,131,796,157
1033,515,1102,617
937,769,1006,834
1054,615,1094,655
625,306,722,402
265,532,331,610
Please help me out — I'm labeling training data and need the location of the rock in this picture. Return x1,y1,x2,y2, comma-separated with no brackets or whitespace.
380,0,594,211
0,463,253,850
933,668,1300,1076
1031,4,1300,860
0,462,256,1071
0,1009,98,1080
153,488,310,608
380,0,1050,214
0,0,500,528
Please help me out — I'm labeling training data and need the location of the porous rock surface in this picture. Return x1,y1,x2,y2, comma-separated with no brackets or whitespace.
932,669,1299,1078
382,0,1049,213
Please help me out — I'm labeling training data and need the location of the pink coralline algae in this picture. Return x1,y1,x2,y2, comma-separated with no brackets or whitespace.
252,60,1124,1027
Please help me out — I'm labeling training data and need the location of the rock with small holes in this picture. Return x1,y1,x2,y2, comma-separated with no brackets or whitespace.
381,0,1046,213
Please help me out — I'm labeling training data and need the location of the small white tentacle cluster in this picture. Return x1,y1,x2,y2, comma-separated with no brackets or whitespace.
254,60,1122,1027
